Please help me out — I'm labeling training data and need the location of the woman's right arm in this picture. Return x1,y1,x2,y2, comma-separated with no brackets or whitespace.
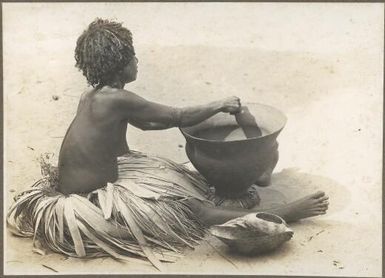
103,88,241,128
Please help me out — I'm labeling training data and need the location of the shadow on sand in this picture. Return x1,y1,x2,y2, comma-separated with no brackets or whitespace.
256,167,351,215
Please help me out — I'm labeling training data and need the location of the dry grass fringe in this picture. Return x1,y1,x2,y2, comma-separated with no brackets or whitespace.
7,151,209,270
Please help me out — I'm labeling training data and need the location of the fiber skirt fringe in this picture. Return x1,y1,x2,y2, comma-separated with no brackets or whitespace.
7,151,211,270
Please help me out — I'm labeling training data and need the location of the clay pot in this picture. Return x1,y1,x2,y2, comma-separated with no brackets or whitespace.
209,212,293,255
180,103,287,197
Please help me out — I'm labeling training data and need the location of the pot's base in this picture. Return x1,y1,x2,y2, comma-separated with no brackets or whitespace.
207,185,260,209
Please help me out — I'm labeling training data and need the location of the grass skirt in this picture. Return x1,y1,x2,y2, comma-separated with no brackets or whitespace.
7,151,211,270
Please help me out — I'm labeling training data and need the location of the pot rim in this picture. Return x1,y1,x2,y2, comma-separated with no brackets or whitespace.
180,102,287,143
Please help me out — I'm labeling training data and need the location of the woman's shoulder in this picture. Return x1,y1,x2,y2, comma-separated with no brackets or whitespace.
91,86,144,113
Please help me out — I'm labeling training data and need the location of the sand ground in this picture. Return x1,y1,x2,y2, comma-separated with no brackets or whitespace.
3,3,384,276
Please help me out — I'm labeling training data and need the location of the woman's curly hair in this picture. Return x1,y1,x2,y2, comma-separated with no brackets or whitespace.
75,18,136,87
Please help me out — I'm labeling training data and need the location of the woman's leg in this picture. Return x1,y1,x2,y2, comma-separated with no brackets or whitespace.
187,191,329,226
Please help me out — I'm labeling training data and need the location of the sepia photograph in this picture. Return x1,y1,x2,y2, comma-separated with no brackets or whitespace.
3,2,383,276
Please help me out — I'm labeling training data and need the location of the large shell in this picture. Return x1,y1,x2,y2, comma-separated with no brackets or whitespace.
209,212,293,255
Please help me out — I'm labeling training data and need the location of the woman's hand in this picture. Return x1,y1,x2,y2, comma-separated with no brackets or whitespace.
220,96,242,114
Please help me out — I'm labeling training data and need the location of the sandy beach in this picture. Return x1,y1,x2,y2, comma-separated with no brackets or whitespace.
3,3,383,276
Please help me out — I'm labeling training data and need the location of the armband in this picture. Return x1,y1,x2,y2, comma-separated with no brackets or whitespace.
171,108,182,127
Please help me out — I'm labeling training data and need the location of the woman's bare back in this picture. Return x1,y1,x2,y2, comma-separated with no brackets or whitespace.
57,89,129,194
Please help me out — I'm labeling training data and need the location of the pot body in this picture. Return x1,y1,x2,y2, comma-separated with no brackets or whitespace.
180,103,286,197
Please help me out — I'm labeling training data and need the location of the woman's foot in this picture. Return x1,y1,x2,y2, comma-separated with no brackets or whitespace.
274,191,329,222
184,191,329,226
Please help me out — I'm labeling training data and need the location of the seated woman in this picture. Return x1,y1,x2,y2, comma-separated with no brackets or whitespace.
7,19,328,267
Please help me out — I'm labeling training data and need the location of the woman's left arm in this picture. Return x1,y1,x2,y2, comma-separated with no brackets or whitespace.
102,88,240,128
